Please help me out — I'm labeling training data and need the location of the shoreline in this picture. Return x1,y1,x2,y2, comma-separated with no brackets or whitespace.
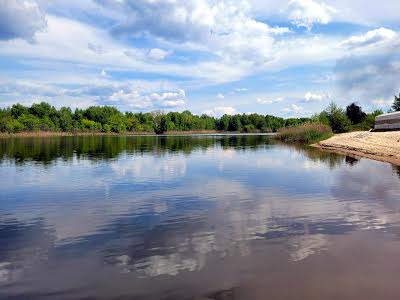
0,130,275,138
313,131,400,166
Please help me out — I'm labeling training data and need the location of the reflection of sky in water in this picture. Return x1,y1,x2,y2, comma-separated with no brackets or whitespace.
1,136,400,299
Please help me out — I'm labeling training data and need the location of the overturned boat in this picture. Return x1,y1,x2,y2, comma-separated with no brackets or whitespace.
375,111,400,130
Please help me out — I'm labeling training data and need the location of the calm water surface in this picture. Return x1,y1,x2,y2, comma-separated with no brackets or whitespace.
1,135,400,299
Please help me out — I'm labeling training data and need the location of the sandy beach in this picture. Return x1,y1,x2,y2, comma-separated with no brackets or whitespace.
314,131,400,165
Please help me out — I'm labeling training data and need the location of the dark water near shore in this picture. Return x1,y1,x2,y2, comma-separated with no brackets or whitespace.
1,135,400,299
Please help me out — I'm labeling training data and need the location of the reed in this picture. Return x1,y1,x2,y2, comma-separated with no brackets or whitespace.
276,123,333,144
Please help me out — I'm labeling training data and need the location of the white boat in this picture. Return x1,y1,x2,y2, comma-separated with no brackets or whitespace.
375,111,400,130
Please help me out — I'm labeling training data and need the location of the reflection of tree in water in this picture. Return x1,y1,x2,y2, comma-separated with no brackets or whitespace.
345,156,360,166
392,165,400,179
0,135,273,165
284,143,345,169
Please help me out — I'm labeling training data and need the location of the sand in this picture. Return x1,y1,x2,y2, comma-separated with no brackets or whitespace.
314,131,400,166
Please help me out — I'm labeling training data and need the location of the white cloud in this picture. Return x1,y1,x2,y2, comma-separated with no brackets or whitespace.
256,97,283,104
204,106,236,117
303,92,328,102
0,0,47,42
216,93,225,99
148,48,170,61
282,104,307,115
341,27,397,49
287,0,336,30
109,89,186,110
335,28,400,104
235,88,248,92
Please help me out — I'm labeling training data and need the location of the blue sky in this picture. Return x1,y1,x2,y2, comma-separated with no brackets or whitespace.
0,0,399,117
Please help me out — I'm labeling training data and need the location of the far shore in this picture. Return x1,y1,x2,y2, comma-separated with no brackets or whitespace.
0,130,276,138
313,131,400,166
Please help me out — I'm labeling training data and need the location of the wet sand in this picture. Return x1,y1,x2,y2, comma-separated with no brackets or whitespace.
314,131,400,166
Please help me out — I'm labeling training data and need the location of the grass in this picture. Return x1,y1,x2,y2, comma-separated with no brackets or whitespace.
276,123,333,144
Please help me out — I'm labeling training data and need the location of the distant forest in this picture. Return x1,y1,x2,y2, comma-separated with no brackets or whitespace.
0,102,310,134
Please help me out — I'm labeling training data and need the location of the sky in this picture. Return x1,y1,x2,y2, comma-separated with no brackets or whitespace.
0,0,399,117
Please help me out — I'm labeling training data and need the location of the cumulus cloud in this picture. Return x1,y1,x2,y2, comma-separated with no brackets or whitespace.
97,0,215,42
109,89,186,110
0,0,47,41
303,92,328,102
256,97,283,104
96,0,277,65
204,106,236,117
287,0,336,30
0,77,185,111
216,93,225,99
335,27,400,105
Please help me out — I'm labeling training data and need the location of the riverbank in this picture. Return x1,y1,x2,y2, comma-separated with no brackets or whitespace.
0,130,275,138
314,131,400,166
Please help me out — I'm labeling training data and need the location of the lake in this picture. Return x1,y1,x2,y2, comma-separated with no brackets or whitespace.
1,135,400,300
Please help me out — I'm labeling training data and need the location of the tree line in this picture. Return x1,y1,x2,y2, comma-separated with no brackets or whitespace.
1,93,398,134
0,102,309,134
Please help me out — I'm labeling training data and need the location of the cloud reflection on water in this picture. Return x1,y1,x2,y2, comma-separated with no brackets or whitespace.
1,136,400,298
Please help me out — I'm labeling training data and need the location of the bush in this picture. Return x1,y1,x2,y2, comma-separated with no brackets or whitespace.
5,119,25,133
17,114,40,131
103,124,112,133
81,119,102,131
243,124,257,133
276,123,333,144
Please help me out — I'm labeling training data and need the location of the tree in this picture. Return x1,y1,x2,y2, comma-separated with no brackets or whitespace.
217,115,230,131
29,102,55,118
59,107,74,131
320,103,351,133
228,115,242,131
392,93,400,111
153,111,168,134
10,104,29,118
346,102,366,124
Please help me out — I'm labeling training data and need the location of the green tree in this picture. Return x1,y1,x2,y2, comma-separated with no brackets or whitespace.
153,112,168,134
346,102,366,124
81,119,102,131
392,93,400,111
29,102,55,118
17,114,40,131
10,104,29,118
59,107,74,131
5,119,24,133
229,115,242,131
320,103,351,133
217,115,230,131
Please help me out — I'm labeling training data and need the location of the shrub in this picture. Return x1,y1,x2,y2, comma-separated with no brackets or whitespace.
276,123,333,144
81,119,102,131
243,124,257,133
5,119,25,133
17,114,40,131
103,124,112,133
